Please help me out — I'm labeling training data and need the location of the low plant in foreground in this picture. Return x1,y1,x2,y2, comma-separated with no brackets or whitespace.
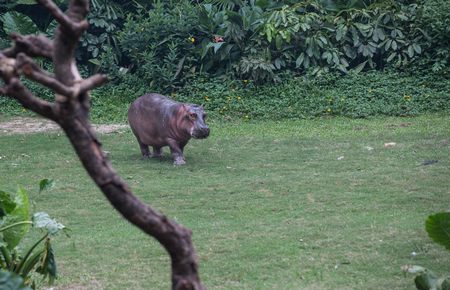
0,179,66,289
404,212,450,290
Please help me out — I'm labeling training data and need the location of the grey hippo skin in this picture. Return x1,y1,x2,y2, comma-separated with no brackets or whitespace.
128,93,210,165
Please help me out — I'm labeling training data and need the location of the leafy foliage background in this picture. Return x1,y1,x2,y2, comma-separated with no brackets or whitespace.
0,0,449,121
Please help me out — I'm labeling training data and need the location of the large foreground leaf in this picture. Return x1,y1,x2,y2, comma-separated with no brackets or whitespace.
0,271,31,290
0,12,39,35
38,179,54,194
426,212,450,251
32,212,65,235
36,239,57,285
2,188,30,250
0,191,16,219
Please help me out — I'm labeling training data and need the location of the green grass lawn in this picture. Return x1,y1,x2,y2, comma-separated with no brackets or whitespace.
0,114,449,289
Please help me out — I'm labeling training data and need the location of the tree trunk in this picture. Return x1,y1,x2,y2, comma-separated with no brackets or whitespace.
0,1,205,289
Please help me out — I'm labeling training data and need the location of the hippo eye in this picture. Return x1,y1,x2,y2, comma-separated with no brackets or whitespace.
189,113,197,120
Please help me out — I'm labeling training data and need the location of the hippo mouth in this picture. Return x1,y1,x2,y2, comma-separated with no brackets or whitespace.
191,128,210,139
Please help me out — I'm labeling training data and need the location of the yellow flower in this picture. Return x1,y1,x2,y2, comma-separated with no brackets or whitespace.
368,89,372,93
237,96,241,100
227,96,231,101
243,80,248,84
204,96,210,101
327,108,331,112
403,95,412,101
190,37,195,43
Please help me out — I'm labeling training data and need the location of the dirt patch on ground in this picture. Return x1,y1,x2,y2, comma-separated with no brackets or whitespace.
0,117,128,135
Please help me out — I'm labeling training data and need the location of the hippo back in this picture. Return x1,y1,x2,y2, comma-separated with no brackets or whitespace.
128,93,180,145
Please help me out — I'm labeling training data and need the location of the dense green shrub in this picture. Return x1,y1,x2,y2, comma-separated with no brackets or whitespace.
1,0,449,122
2,71,449,122
87,0,446,88
414,0,450,73
191,0,427,83
112,0,200,93
169,71,449,121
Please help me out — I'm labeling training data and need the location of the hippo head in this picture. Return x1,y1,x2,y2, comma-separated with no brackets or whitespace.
183,104,210,139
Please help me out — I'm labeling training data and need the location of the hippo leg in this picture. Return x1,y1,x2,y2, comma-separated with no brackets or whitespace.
138,142,150,159
167,139,186,165
151,147,163,158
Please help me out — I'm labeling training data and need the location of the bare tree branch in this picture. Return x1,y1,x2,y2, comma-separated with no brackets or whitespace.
3,78,57,121
2,34,53,58
78,74,108,94
36,0,89,35
0,53,56,120
15,54,108,98
0,0,206,289
0,54,18,82
15,53,74,97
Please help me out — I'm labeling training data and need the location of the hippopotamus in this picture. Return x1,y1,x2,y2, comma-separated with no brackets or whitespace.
127,93,210,165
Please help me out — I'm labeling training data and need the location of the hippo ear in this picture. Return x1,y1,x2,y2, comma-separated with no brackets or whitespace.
181,104,189,116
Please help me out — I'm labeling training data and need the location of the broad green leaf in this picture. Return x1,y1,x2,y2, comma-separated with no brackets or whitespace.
385,39,392,50
0,271,31,290
391,40,397,50
413,43,422,54
354,22,371,33
274,58,282,70
332,52,339,65
200,41,211,59
414,271,439,290
407,46,414,58
322,51,331,60
89,59,101,66
38,179,54,194
425,212,450,251
32,212,65,235
319,36,327,45
336,27,344,41
2,187,30,250
275,34,283,50
265,26,272,42
220,44,234,61
387,52,397,62
0,12,39,35
205,42,224,55
36,240,57,285
212,42,225,54
304,56,310,68
353,60,367,73
0,191,16,218
440,277,450,290
295,53,304,68
373,28,385,42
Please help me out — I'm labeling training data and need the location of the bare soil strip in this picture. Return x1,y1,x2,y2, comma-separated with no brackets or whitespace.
0,117,128,135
